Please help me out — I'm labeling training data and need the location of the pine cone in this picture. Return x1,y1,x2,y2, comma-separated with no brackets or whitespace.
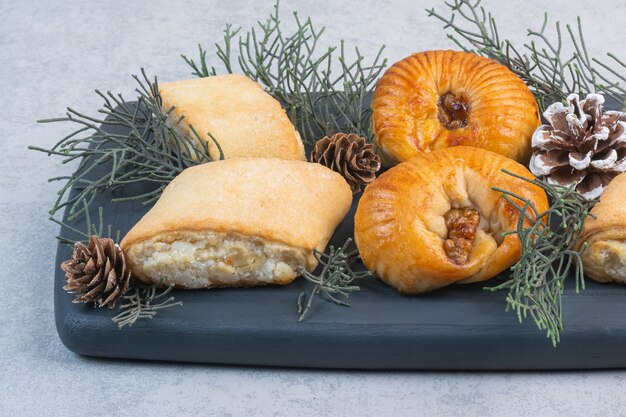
61,236,131,308
310,133,381,193
529,93,626,199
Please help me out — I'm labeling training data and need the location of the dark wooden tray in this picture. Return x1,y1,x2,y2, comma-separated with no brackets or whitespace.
54,100,626,370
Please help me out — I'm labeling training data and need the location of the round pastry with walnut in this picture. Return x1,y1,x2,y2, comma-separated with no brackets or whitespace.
371,50,540,166
354,146,549,294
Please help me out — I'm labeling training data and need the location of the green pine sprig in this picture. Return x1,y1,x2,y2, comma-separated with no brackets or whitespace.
50,205,119,246
427,0,626,112
181,0,388,145
112,282,182,329
30,69,222,221
297,238,371,321
488,169,596,346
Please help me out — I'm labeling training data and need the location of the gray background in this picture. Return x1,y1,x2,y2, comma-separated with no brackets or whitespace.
2,0,626,416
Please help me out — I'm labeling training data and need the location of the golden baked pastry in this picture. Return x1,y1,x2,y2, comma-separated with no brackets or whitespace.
121,158,352,288
577,172,626,284
354,146,549,294
371,50,540,166
160,74,305,161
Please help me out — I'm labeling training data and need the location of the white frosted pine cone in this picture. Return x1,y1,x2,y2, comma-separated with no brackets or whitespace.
529,93,626,199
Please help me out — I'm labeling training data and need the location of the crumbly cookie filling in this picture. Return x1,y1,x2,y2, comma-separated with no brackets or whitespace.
127,231,308,288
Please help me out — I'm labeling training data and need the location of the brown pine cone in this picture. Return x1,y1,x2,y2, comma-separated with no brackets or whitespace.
61,236,131,308
529,93,626,199
309,133,381,193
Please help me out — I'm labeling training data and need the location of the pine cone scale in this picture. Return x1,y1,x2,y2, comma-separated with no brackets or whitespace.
93,238,105,267
89,268,105,286
568,152,591,170
101,283,124,306
84,282,106,298
84,257,97,274
103,266,118,293
590,150,617,169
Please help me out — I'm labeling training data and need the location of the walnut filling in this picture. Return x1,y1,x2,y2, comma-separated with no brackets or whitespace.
437,92,469,130
443,208,480,264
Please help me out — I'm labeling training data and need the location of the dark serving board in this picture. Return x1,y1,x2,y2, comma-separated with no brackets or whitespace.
55,99,626,370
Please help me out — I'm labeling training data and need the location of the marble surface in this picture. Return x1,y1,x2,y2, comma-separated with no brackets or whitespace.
1,0,626,415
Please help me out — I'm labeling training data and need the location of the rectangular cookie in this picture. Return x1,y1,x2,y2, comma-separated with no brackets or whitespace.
120,158,352,288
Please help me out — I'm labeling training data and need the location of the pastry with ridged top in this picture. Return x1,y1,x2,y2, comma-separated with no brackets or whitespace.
371,50,540,166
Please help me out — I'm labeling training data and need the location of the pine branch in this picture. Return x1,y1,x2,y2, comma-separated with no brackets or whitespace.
488,169,596,346
297,238,371,321
30,69,222,221
181,0,387,145
427,0,626,112
112,282,183,329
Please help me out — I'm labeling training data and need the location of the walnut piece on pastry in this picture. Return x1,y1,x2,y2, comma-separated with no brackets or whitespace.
577,172,626,284
354,146,549,294
371,50,540,166
120,158,352,288
159,74,305,161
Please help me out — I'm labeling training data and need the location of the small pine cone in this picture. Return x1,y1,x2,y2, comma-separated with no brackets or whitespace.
61,236,131,308
309,133,381,193
529,93,626,199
